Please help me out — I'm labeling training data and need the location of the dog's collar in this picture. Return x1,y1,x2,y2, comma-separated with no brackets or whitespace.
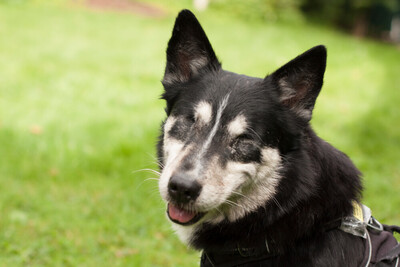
200,218,345,267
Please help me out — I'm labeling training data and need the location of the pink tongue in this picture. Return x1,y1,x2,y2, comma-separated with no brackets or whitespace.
168,203,197,223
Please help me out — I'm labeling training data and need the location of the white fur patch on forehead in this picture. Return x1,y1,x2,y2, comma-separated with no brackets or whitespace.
194,101,213,125
227,114,247,137
196,94,230,162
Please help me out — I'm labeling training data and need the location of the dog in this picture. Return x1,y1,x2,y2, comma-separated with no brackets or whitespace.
157,10,400,267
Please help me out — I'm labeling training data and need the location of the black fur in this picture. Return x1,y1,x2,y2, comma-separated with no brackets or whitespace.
159,10,366,266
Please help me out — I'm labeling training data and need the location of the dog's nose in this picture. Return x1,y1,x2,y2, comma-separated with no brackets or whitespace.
168,174,201,204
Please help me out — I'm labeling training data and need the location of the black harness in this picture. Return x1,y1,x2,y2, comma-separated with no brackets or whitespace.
200,203,400,267
201,240,278,267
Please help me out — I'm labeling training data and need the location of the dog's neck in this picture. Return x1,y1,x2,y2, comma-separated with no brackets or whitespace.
190,127,362,252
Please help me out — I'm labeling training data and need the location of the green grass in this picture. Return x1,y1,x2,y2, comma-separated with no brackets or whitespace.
0,1,399,266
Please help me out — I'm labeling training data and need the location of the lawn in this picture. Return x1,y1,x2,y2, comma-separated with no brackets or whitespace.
0,1,399,266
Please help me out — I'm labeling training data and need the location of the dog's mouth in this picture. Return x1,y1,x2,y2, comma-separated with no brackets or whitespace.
167,203,205,226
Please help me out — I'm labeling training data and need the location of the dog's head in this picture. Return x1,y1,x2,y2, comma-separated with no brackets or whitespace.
158,10,326,243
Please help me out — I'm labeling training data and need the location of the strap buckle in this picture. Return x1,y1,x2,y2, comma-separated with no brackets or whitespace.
367,216,383,232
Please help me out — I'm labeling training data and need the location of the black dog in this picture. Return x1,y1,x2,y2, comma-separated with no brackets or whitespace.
157,10,400,267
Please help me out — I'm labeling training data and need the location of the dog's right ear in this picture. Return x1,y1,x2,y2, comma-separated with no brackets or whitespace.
271,45,327,122
162,10,221,86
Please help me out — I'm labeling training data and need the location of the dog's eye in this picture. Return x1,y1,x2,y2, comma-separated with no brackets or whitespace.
230,134,252,151
229,135,261,162
237,134,252,141
189,114,196,123
186,114,196,124
167,117,193,140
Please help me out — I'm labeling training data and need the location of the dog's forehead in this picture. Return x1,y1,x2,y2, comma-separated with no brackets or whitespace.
191,72,269,113
168,70,278,139
193,96,247,129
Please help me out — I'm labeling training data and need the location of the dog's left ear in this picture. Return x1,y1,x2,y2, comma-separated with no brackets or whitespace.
162,9,221,86
271,45,327,121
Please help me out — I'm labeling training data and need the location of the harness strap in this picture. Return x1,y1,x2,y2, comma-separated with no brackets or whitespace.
377,244,400,263
201,245,277,267
363,229,372,267
384,224,400,235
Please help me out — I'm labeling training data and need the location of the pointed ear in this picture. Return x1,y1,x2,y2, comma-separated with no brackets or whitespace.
162,10,221,85
271,45,327,121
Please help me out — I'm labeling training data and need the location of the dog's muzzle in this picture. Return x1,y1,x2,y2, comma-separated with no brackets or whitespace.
166,174,205,225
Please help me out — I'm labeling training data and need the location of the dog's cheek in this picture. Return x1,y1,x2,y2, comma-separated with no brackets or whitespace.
256,147,282,182
196,178,228,210
223,148,282,222
226,161,257,182
196,162,254,210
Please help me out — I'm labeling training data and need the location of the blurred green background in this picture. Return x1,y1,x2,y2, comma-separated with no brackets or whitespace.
0,0,399,266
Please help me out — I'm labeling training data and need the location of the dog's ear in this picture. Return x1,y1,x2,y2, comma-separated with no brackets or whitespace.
271,45,327,121
162,9,221,86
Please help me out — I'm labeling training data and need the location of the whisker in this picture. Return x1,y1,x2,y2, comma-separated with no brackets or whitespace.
158,161,165,169
146,152,161,163
224,199,243,209
144,177,159,182
141,153,164,167
135,177,159,190
231,191,258,205
148,189,162,197
272,196,284,213
132,168,161,175
247,126,265,145
215,207,224,217
231,191,246,198
149,157,165,169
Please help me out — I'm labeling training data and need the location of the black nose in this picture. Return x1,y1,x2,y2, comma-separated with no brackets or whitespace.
168,174,202,204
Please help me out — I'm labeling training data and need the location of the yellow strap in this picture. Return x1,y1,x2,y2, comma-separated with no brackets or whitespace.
352,201,364,222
